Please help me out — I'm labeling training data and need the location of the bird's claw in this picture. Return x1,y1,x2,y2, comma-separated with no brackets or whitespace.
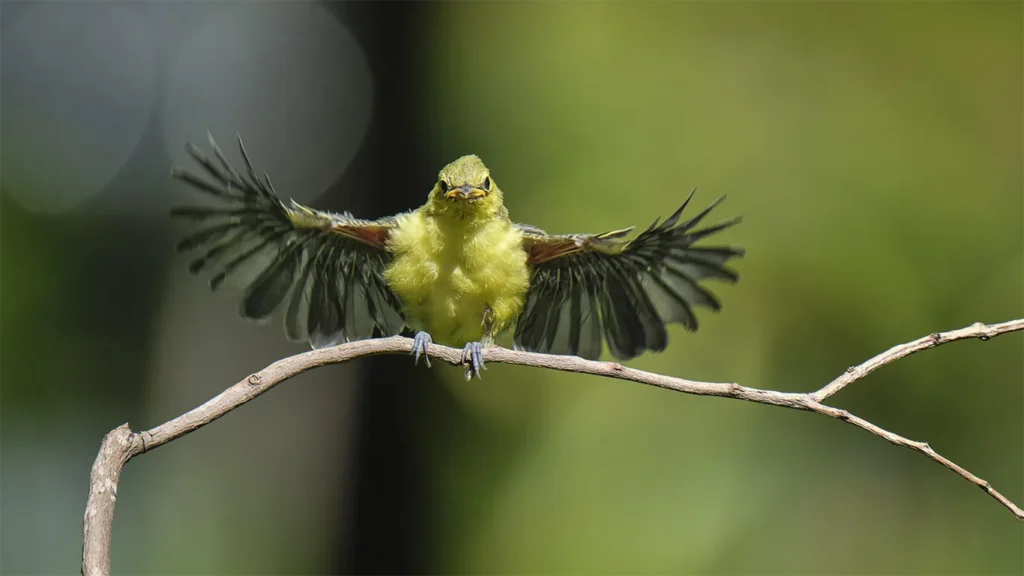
461,341,487,380
411,331,432,367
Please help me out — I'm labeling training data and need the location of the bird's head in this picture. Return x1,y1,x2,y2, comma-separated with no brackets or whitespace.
428,155,504,219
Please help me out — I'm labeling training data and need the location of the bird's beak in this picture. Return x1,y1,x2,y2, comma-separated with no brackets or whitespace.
444,184,487,200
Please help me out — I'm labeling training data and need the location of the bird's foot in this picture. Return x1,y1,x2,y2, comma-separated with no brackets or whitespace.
411,331,432,367
461,341,487,381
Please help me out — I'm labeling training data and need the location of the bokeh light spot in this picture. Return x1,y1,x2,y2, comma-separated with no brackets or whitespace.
161,2,373,205
0,3,156,214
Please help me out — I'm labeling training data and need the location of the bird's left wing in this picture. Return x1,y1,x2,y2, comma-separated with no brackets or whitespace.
170,135,406,348
515,192,744,360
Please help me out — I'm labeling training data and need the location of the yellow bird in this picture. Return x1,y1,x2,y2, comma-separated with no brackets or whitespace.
171,135,744,378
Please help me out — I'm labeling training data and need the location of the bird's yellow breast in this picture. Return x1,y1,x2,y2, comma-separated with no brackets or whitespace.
384,211,530,346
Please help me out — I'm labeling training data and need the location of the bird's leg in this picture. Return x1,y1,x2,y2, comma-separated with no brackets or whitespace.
462,307,496,381
411,331,433,367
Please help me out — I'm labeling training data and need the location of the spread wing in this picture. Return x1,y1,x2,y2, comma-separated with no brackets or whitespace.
170,134,406,348
514,192,744,360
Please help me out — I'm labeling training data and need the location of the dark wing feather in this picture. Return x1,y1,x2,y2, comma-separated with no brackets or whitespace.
171,134,406,347
515,191,743,360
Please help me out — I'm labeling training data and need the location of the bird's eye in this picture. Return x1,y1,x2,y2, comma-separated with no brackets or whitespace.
440,180,449,192
482,177,491,191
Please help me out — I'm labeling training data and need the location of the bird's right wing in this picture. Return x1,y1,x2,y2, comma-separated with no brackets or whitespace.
171,135,406,347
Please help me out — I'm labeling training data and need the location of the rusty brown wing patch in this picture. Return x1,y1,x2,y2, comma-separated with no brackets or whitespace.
523,227,635,265
331,221,391,249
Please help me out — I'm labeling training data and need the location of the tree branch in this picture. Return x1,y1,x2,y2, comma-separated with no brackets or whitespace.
812,319,1024,401
82,319,1024,575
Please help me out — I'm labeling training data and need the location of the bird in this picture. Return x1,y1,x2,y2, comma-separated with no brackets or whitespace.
170,134,744,379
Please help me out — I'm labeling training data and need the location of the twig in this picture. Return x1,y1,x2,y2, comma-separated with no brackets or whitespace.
82,319,1024,575
813,319,1024,401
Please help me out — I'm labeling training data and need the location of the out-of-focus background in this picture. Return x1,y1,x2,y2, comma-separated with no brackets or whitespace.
1,1,1021,574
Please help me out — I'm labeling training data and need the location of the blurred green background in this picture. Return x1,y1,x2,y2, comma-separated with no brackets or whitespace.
1,1,1021,574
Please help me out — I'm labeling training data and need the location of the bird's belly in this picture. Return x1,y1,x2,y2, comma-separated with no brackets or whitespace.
384,228,530,346
430,269,497,343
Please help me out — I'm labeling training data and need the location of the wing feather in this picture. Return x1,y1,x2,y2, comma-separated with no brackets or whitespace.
171,135,406,346
516,192,743,360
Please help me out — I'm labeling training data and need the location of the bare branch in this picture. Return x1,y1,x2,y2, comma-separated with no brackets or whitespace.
805,401,1024,519
82,319,1024,575
813,318,1024,402
82,425,135,576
